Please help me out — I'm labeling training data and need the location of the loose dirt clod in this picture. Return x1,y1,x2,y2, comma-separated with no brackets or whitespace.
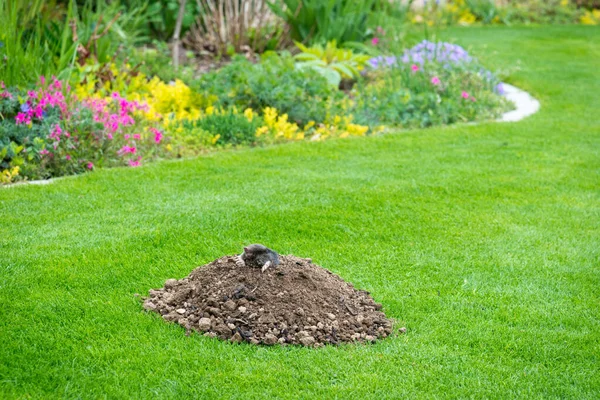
143,255,394,347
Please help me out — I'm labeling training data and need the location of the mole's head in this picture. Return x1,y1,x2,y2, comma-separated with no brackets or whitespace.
243,244,269,255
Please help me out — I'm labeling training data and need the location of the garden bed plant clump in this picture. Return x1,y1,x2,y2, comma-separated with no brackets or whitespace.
0,77,167,183
355,40,510,127
409,0,600,26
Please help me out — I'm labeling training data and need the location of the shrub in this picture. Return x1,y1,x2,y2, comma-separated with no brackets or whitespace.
186,0,286,56
410,0,585,26
267,0,377,45
194,53,346,125
504,0,581,24
192,108,264,146
293,41,371,87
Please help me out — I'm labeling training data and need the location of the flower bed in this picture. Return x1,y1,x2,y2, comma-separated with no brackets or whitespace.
1,42,511,184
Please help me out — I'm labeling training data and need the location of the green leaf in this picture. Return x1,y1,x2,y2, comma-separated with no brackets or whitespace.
330,62,355,79
296,59,327,69
313,66,341,87
294,53,320,62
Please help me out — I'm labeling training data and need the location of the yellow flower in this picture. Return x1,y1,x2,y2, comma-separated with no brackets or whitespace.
458,11,476,25
211,134,221,144
244,108,254,122
580,10,599,25
304,120,316,130
263,107,278,127
255,126,269,136
0,166,20,184
346,123,369,136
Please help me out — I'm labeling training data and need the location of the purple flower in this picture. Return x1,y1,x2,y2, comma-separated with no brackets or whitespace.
367,56,398,69
400,41,473,66
496,83,505,95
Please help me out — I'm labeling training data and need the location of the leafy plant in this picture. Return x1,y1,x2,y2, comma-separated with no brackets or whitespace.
465,0,500,24
194,52,345,125
191,109,264,146
293,41,371,86
0,0,77,87
117,0,199,41
267,0,377,45
70,0,151,64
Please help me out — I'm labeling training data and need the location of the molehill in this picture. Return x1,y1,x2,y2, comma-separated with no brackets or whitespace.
143,254,394,347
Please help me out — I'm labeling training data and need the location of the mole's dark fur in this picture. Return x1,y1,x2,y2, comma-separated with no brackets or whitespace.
241,244,280,268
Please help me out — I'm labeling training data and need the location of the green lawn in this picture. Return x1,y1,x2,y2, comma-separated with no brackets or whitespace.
1,25,599,398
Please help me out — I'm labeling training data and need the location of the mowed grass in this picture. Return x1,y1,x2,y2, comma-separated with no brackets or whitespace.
1,25,599,398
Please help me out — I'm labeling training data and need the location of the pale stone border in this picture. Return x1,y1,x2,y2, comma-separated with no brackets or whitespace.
498,83,540,122
3,83,539,188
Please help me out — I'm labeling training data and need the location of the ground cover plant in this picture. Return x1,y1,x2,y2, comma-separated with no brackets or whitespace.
1,25,598,398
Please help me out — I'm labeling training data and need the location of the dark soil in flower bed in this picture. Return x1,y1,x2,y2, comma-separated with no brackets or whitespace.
143,254,394,347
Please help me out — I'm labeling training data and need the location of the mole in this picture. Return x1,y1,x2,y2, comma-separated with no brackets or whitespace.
235,244,279,272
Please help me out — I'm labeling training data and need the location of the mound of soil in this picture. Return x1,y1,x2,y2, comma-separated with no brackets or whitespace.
143,255,394,347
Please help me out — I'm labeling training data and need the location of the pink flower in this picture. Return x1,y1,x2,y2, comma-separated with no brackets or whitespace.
86,162,94,170
51,79,62,90
15,112,30,125
0,81,4,89
133,133,141,140
371,37,380,46
40,149,49,155
431,76,440,85
65,154,72,161
150,128,163,144
39,76,46,85
128,157,142,167
461,91,470,99
124,134,130,139
411,64,419,72
32,105,44,119
118,145,137,155
470,97,477,102
49,124,62,141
